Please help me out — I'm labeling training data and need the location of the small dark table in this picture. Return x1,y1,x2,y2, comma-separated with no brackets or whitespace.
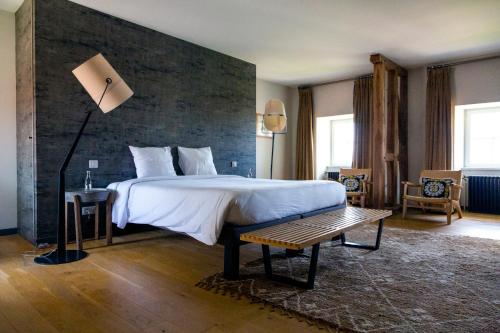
65,188,114,250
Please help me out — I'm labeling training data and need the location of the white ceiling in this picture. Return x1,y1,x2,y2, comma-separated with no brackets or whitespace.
2,0,500,86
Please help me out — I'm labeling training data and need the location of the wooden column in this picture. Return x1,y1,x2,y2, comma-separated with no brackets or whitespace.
371,58,386,209
370,54,408,209
386,70,397,207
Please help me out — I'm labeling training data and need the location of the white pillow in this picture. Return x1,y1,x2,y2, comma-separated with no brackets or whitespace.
129,146,176,178
178,146,217,175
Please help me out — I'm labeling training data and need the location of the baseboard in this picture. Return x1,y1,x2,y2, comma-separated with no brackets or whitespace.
0,228,18,236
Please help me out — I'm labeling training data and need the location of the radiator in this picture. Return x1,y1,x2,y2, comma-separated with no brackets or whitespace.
467,176,500,214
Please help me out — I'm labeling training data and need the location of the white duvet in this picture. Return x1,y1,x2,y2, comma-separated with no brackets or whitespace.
108,175,346,245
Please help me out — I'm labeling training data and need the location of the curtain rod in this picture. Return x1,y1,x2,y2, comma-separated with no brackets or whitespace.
305,53,500,87
427,53,500,70
304,73,373,89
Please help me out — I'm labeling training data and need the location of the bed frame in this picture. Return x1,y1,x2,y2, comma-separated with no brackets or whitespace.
217,203,346,279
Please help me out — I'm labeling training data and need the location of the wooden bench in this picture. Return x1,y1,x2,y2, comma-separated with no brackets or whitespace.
240,207,392,289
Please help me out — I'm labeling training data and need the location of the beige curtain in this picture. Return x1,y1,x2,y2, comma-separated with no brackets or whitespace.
425,67,452,170
352,76,373,169
295,87,315,180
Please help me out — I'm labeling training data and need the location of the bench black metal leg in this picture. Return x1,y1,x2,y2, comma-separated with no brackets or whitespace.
262,243,320,289
262,244,272,276
224,243,240,279
341,218,384,250
306,243,320,289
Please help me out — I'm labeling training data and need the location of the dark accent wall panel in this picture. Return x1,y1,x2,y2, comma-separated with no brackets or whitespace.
17,0,256,244
15,0,36,243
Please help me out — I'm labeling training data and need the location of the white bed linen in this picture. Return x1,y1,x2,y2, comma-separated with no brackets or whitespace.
108,175,346,245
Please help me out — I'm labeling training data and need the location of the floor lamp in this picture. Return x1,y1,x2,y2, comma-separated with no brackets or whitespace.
263,99,287,179
34,53,133,265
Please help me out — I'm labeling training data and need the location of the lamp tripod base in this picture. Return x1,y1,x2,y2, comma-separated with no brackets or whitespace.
34,249,88,265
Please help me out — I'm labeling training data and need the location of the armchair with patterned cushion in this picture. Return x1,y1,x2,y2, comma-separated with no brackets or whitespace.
402,170,463,224
338,168,372,208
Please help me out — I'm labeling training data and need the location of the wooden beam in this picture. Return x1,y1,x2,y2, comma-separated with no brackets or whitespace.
370,54,407,77
371,61,386,209
386,70,397,207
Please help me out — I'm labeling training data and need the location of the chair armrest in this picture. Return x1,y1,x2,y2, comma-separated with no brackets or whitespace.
401,181,420,187
401,181,421,197
359,180,372,193
449,183,463,200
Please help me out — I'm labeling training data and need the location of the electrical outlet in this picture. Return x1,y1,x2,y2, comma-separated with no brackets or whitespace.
82,206,96,216
89,160,98,168
231,161,238,168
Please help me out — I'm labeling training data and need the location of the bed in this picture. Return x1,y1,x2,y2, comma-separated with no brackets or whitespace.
108,175,346,278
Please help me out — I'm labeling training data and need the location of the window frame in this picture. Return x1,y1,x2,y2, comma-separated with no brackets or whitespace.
454,102,500,170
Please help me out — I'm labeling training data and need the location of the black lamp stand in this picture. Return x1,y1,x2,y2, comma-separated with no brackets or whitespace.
269,131,287,180
34,78,112,265
270,133,275,179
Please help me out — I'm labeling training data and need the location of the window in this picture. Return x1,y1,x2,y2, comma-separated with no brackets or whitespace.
455,102,500,169
330,115,354,167
316,114,354,179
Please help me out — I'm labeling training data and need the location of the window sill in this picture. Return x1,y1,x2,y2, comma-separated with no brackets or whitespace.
461,168,500,177
461,168,500,171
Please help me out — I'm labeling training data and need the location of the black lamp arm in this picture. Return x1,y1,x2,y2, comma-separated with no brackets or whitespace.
56,78,111,255
59,78,112,173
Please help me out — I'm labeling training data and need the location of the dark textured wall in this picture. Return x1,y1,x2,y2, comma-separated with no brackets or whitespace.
18,0,256,244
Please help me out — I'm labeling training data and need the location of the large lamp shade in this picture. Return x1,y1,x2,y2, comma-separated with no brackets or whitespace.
264,99,287,133
72,53,133,113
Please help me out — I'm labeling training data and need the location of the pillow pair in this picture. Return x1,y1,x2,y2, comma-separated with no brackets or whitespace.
129,146,217,178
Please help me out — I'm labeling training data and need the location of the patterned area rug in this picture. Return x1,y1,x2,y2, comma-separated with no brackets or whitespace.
198,226,500,332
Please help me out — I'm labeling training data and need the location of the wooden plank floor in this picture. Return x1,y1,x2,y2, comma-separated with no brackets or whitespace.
0,211,499,333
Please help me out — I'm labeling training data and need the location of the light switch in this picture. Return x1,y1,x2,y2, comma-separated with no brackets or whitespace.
231,161,238,168
89,160,99,168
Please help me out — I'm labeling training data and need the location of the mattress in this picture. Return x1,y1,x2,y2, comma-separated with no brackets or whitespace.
108,175,346,245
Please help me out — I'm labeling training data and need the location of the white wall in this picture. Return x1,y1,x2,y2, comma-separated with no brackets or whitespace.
256,79,295,179
313,80,354,118
0,10,17,230
454,58,500,106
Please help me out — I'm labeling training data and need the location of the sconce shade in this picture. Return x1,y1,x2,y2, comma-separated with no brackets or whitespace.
264,99,287,133
72,53,133,113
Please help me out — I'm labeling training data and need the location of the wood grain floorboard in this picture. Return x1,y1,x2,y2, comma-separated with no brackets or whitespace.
0,211,498,332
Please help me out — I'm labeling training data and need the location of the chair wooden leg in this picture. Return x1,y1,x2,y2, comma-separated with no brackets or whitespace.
360,195,366,208
419,202,427,213
73,195,83,250
446,203,452,225
455,201,463,219
402,199,407,219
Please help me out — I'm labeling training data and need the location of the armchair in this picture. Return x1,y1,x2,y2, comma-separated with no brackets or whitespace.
339,168,372,208
402,170,463,224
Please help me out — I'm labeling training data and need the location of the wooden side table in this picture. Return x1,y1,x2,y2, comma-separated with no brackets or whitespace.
65,188,114,250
